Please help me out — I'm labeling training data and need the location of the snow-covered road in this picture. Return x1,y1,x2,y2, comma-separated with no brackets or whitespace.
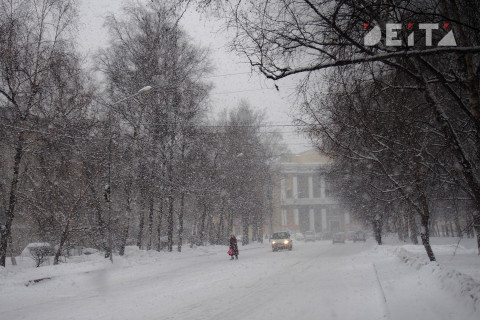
161,241,386,320
1,238,479,320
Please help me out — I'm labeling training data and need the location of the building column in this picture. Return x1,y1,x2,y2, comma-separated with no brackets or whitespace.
309,208,315,231
294,208,299,226
280,177,286,201
308,176,313,198
321,208,327,231
293,175,298,199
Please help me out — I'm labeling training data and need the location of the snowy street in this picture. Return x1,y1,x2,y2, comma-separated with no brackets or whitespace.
2,2,480,320
1,237,479,320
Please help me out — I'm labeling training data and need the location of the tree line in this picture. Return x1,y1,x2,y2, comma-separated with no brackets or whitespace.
0,0,282,267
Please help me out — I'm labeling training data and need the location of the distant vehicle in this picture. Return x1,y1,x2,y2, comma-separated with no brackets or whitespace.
304,231,316,242
295,233,305,241
316,231,332,240
353,231,367,242
332,232,346,244
82,248,99,255
271,232,293,251
346,231,356,241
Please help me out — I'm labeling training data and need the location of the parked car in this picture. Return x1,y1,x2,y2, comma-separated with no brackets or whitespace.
316,231,332,240
271,232,293,251
295,233,305,241
346,231,356,241
304,230,316,242
332,232,346,244
353,231,367,242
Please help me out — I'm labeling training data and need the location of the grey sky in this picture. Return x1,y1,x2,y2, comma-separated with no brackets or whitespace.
78,0,312,153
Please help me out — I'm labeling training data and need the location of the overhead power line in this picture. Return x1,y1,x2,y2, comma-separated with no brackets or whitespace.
211,85,297,95
0,121,310,141
204,72,252,78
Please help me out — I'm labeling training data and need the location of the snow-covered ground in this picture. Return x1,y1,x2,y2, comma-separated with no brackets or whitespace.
1,236,479,320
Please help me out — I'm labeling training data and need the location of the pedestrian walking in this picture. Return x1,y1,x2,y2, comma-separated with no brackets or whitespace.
229,234,239,260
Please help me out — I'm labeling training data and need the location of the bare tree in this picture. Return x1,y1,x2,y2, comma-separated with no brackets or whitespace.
0,0,81,267
97,1,211,253
301,65,474,260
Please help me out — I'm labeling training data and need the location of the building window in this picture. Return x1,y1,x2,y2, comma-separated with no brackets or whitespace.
286,189,292,198
312,175,321,198
324,178,331,197
297,175,309,198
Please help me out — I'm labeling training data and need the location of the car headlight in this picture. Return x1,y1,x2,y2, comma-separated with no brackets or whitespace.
284,240,289,245
272,241,276,245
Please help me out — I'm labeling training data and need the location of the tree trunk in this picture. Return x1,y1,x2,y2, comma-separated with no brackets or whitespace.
54,186,90,265
402,214,409,242
417,63,480,254
420,215,436,262
189,218,197,248
408,210,419,245
105,192,113,260
216,208,225,245
373,218,382,245
417,188,436,261
397,215,405,242
0,131,24,267
54,218,72,265
137,208,145,249
8,234,16,266
466,215,474,238
228,210,234,237
177,192,185,252
207,213,215,245
119,197,132,256
473,214,480,255
242,216,249,246
147,197,154,250
198,202,208,246
167,193,174,252
156,198,164,251
454,215,462,238
86,169,109,254
452,197,463,238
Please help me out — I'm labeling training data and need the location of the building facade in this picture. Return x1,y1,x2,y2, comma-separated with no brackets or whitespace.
271,150,352,237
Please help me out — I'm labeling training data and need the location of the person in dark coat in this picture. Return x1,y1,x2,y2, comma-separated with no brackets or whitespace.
229,234,239,260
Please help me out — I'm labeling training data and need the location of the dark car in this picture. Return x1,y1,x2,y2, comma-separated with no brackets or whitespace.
271,232,293,251
332,232,346,244
353,231,367,242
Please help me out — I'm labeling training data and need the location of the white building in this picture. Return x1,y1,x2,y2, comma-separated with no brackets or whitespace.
272,150,352,236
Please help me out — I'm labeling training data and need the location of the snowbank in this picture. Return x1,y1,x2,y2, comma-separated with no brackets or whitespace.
395,245,480,312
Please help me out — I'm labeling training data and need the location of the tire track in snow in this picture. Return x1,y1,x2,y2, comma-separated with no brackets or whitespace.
373,262,391,320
